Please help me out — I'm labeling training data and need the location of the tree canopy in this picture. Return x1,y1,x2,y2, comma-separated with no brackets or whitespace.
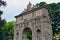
0,0,6,40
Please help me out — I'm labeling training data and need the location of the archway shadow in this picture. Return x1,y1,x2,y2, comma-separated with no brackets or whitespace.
22,27,32,40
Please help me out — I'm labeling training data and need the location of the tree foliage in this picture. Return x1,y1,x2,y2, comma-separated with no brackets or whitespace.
36,2,47,7
4,21,15,40
0,21,15,40
36,2,60,40
0,0,6,6
0,0,6,40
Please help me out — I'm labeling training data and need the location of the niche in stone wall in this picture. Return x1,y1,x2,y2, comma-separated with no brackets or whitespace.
37,29,41,40
16,32,19,40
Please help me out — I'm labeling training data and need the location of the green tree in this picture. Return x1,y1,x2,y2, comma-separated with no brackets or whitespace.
0,0,6,40
4,21,15,40
36,2,47,7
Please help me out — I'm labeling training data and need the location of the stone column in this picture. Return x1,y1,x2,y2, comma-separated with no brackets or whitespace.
14,30,16,40
18,29,22,40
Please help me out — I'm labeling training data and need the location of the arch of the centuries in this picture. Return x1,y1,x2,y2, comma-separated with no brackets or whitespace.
14,2,53,40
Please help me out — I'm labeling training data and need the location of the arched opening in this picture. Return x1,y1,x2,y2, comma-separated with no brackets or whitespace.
37,29,41,40
22,28,32,40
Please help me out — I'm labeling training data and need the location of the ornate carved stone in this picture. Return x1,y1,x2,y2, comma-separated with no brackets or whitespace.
30,18,36,26
35,16,41,27
24,19,29,27
19,23,22,28
14,2,52,40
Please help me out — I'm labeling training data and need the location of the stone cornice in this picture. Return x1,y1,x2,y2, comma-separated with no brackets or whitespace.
15,6,48,18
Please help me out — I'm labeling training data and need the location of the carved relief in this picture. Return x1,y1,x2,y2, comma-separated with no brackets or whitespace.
30,18,36,26
35,16,41,27
15,24,20,30
45,30,51,40
19,23,22,28
28,20,32,27
42,15,49,23
24,19,29,27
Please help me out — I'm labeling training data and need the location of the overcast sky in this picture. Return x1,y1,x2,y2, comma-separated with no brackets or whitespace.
1,0,60,22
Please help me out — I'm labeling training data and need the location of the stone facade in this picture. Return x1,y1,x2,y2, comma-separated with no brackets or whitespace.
14,2,53,40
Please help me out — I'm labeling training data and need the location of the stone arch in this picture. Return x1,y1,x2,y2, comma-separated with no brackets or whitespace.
22,27,32,40
36,29,41,40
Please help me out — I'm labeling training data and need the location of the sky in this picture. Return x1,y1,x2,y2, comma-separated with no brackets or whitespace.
1,0,60,22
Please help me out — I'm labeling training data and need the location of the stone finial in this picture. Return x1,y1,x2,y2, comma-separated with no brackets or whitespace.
27,2,32,10
33,5,37,8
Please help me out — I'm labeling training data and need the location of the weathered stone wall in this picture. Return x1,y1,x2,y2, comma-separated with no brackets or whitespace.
16,16,22,24
16,9,43,24
14,3,53,40
23,12,32,19
35,9,42,16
